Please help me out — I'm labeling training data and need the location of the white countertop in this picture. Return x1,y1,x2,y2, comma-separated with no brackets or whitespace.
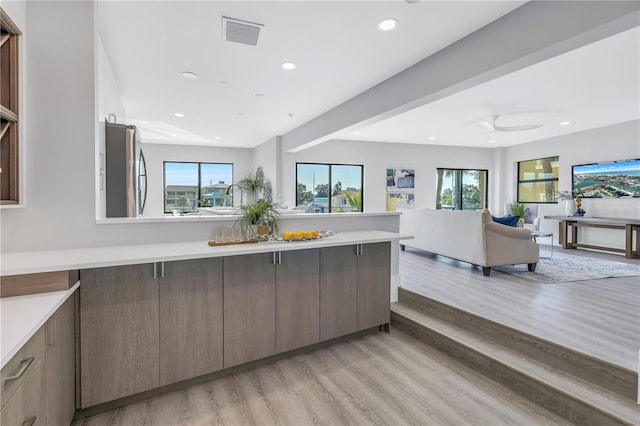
1,230,411,276
1,282,79,369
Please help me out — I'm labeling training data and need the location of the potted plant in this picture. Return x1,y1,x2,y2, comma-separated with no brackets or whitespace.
236,198,280,239
510,201,526,227
236,166,270,204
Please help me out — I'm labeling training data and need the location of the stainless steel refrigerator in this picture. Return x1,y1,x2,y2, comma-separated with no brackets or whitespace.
105,121,147,217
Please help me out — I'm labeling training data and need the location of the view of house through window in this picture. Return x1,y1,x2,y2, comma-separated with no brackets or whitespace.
164,162,233,213
517,156,559,203
435,169,488,210
296,163,363,213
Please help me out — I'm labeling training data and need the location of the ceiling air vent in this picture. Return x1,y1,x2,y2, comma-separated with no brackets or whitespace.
222,16,263,47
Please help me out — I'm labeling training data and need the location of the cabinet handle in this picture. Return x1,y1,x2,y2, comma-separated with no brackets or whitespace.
46,315,58,347
3,357,34,383
272,252,276,265
161,262,165,278
153,262,157,279
278,251,282,265
23,417,36,426
360,244,363,256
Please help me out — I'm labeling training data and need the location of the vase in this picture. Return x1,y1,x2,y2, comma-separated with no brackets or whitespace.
564,199,575,216
517,217,525,227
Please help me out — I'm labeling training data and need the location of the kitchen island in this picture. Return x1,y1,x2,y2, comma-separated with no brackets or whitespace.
1,230,410,414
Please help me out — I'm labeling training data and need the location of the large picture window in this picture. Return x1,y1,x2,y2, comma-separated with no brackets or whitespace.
164,162,233,213
435,169,488,210
296,163,363,213
517,156,559,203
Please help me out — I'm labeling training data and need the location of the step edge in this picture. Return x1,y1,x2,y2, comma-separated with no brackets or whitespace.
391,305,639,424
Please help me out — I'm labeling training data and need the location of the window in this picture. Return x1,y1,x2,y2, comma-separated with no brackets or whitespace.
296,163,363,213
436,169,488,210
517,156,559,203
164,162,233,213
0,9,21,204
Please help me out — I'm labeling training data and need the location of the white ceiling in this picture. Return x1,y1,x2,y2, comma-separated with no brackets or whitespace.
97,1,639,150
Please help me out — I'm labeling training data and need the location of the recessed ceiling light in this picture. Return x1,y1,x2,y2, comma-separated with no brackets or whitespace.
170,134,177,137
559,121,571,126
181,71,198,80
378,18,398,31
429,136,436,140
214,136,221,140
353,131,361,135
281,62,296,70
255,93,264,97
220,81,229,86
488,139,496,144
174,113,184,117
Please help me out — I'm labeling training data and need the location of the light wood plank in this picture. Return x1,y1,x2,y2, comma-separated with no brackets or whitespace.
71,330,571,426
1,270,78,298
399,246,640,371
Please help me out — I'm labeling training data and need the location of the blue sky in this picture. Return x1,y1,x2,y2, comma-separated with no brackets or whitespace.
165,163,233,186
574,159,640,175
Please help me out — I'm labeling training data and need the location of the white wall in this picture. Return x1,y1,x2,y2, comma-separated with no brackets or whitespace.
141,143,253,216
281,139,496,213
501,120,640,249
252,136,280,199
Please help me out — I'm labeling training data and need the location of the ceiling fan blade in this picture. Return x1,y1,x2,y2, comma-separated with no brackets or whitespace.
493,123,543,132
478,120,495,131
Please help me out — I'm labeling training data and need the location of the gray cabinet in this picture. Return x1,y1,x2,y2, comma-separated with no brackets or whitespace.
0,357,46,426
276,249,320,353
45,294,76,426
159,258,223,386
223,253,276,368
319,245,359,340
357,242,391,330
80,265,159,408
320,242,391,340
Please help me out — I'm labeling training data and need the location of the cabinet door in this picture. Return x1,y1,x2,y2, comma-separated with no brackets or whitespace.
80,265,159,407
1,357,46,426
223,253,275,368
276,249,320,353
45,294,76,426
357,242,391,330
159,258,223,386
319,245,358,340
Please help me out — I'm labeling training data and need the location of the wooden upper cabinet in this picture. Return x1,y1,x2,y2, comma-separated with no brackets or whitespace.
0,8,21,204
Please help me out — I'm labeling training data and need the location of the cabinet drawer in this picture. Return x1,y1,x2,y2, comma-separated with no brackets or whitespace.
1,357,46,426
1,328,45,409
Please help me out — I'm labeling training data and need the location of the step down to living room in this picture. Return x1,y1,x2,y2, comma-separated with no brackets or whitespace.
391,288,639,426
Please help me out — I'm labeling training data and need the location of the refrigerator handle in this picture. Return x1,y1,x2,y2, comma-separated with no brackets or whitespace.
139,150,148,216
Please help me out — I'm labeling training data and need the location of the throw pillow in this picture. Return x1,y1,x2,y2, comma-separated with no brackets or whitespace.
492,215,519,227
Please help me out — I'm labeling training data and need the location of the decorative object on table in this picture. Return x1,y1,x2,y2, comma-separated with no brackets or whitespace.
494,252,640,284
278,230,335,242
558,190,575,217
509,201,526,227
573,196,586,216
386,168,415,211
236,198,280,239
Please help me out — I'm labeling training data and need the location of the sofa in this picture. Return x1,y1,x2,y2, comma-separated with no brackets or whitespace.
399,208,539,276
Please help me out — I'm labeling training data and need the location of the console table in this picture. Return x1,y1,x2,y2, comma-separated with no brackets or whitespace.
544,216,640,259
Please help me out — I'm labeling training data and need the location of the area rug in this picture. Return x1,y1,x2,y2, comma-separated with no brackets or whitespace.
494,252,640,284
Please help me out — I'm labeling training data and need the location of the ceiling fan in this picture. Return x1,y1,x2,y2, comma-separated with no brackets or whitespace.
480,114,543,132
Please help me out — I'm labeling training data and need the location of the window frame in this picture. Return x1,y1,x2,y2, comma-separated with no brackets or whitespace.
516,156,559,204
295,162,364,213
163,161,233,213
435,168,488,210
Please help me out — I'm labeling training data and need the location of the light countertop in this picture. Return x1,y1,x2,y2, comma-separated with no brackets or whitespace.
1,230,411,276
1,282,79,369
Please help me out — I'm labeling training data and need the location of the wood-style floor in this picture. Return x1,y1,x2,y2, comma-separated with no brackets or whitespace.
74,329,569,426
399,245,640,371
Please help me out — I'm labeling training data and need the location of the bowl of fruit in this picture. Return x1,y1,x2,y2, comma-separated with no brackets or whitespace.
280,230,335,242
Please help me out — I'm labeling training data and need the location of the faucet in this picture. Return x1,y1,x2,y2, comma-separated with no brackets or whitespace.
226,184,243,205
